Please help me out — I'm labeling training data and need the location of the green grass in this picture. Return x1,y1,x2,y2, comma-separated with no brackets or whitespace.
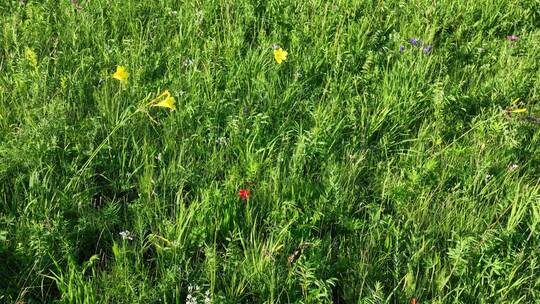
1,0,539,303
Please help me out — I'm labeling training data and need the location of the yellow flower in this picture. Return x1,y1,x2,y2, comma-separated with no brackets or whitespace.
112,65,129,83
150,90,176,111
155,96,176,111
274,47,288,64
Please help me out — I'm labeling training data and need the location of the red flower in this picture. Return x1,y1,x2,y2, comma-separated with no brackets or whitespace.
410,298,417,304
238,189,251,200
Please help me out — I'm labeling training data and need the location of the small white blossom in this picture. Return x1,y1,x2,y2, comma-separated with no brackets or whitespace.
119,230,134,241
186,293,197,304
186,285,200,304
215,137,228,146
204,290,211,304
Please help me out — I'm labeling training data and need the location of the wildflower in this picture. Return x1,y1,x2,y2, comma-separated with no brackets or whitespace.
399,45,405,52
112,65,129,83
408,38,419,46
273,47,288,64
410,298,417,304
183,58,194,67
204,291,211,304
25,47,38,68
155,96,176,111
149,90,176,111
509,164,519,171
186,294,197,304
215,136,228,146
423,45,433,54
119,230,134,241
506,35,519,41
186,285,200,304
485,174,493,181
238,189,251,200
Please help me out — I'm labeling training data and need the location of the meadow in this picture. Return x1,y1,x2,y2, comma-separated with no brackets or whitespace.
1,0,540,303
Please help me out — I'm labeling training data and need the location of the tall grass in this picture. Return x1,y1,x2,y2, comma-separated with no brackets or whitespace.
1,0,539,303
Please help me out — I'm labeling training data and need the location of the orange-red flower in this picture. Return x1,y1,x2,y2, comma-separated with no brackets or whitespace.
238,189,251,200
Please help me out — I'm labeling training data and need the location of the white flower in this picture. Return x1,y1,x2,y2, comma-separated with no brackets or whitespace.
509,164,519,171
204,290,211,304
215,137,228,146
186,285,200,304
119,230,134,241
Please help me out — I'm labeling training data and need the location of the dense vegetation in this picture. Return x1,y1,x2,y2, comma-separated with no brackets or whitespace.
1,0,539,303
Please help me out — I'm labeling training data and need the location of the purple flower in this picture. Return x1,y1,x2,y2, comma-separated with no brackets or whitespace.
423,45,433,54
399,45,405,52
506,35,519,41
408,38,419,46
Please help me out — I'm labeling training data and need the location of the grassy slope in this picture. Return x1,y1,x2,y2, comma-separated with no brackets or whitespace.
1,0,539,303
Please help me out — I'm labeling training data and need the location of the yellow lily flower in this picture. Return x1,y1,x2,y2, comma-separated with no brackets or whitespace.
274,47,288,64
149,90,176,111
154,96,176,111
112,65,129,83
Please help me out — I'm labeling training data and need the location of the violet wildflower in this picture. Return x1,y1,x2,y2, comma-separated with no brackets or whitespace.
408,38,419,46
506,35,519,42
423,45,433,54
399,45,405,52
